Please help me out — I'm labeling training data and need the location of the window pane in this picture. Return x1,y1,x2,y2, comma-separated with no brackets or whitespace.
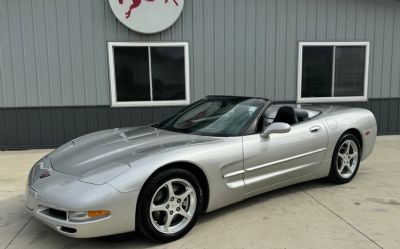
114,47,150,101
334,46,365,97
301,46,333,98
151,47,186,101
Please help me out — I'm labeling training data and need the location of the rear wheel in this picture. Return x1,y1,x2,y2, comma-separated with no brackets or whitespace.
136,168,204,242
329,133,361,184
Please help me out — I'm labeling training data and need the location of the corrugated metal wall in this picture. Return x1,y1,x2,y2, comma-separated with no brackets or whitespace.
0,0,400,148
1,0,400,107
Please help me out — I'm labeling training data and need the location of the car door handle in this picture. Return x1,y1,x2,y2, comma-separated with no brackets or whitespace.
309,126,321,133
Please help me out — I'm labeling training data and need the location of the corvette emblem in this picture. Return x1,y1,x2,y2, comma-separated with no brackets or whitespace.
40,171,51,179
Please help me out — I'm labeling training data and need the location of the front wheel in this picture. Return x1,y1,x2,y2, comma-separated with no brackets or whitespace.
328,133,361,184
136,168,204,242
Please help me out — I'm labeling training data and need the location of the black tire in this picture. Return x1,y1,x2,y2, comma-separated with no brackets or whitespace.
136,168,204,242
328,133,361,184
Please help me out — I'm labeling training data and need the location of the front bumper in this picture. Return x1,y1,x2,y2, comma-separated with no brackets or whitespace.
26,176,139,238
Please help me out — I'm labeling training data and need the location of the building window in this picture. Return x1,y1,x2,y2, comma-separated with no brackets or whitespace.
108,42,190,107
297,42,369,103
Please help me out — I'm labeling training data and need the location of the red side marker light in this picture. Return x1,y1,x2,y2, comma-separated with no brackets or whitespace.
40,171,50,179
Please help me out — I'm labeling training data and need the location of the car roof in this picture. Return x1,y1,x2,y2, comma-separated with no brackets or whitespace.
204,95,270,102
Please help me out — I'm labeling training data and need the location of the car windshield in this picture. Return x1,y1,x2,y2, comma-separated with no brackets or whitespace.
153,97,267,136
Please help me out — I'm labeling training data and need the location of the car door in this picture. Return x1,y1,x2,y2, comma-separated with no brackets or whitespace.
242,119,328,193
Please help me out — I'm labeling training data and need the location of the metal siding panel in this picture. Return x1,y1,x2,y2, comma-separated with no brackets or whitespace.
92,0,109,105
16,108,30,146
398,98,400,133
44,0,63,106
0,1,15,106
224,0,235,95
74,108,88,137
365,0,376,99
392,1,400,98
204,0,215,96
28,109,42,147
8,1,27,107
2,1,16,107
40,108,54,146
33,0,51,106
120,108,132,127
275,0,287,101
109,108,121,128
0,1,5,107
379,99,390,133
182,1,194,98
131,108,142,126
20,0,40,106
68,0,86,105
97,107,110,130
214,0,225,95
316,0,328,40
266,0,277,99
4,109,18,147
388,98,399,133
52,107,65,145
372,2,385,98
371,99,381,133
255,0,267,98
141,108,154,125
86,107,99,133
336,0,347,40
0,109,5,147
286,0,297,101
326,0,337,40
245,0,256,97
381,1,395,98
355,0,367,40
234,0,246,96
63,108,76,141
306,0,317,40
80,0,98,106
345,0,356,40
56,0,74,106
152,107,163,125
192,0,205,100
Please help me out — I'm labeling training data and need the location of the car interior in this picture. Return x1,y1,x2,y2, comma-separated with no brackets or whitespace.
256,105,321,133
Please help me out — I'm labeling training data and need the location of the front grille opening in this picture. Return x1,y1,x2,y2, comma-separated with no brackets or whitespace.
43,208,67,220
60,226,77,233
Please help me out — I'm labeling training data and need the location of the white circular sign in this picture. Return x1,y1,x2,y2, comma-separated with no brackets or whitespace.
108,0,184,34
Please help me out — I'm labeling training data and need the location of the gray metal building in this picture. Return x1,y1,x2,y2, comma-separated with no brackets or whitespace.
0,0,399,149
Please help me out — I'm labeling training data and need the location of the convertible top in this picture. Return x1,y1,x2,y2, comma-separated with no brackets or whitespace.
204,95,270,102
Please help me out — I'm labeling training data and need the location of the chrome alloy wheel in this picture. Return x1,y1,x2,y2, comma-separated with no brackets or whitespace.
336,140,359,179
149,178,197,234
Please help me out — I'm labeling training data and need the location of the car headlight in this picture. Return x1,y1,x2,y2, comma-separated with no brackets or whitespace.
68,210,111,222
28,159,52,186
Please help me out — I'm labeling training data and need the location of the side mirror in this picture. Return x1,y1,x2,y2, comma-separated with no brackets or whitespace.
260,122,291,138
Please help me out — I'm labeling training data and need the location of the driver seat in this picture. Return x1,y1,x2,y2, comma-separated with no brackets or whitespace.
273,106,298,125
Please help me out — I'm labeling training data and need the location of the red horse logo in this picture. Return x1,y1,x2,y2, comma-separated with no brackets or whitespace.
118,0,179,18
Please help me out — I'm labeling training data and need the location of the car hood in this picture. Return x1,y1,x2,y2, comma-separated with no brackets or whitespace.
49,126,219,177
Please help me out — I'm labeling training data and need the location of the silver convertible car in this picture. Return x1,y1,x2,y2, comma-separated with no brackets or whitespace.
26,95,377,242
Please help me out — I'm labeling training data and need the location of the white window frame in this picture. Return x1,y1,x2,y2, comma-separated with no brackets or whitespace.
108,42,190,107
297,41,370,103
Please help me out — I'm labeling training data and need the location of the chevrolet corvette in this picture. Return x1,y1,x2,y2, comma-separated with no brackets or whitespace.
26,95,377,242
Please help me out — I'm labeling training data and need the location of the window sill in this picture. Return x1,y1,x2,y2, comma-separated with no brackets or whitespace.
297,96,368,103
111,100,190,107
